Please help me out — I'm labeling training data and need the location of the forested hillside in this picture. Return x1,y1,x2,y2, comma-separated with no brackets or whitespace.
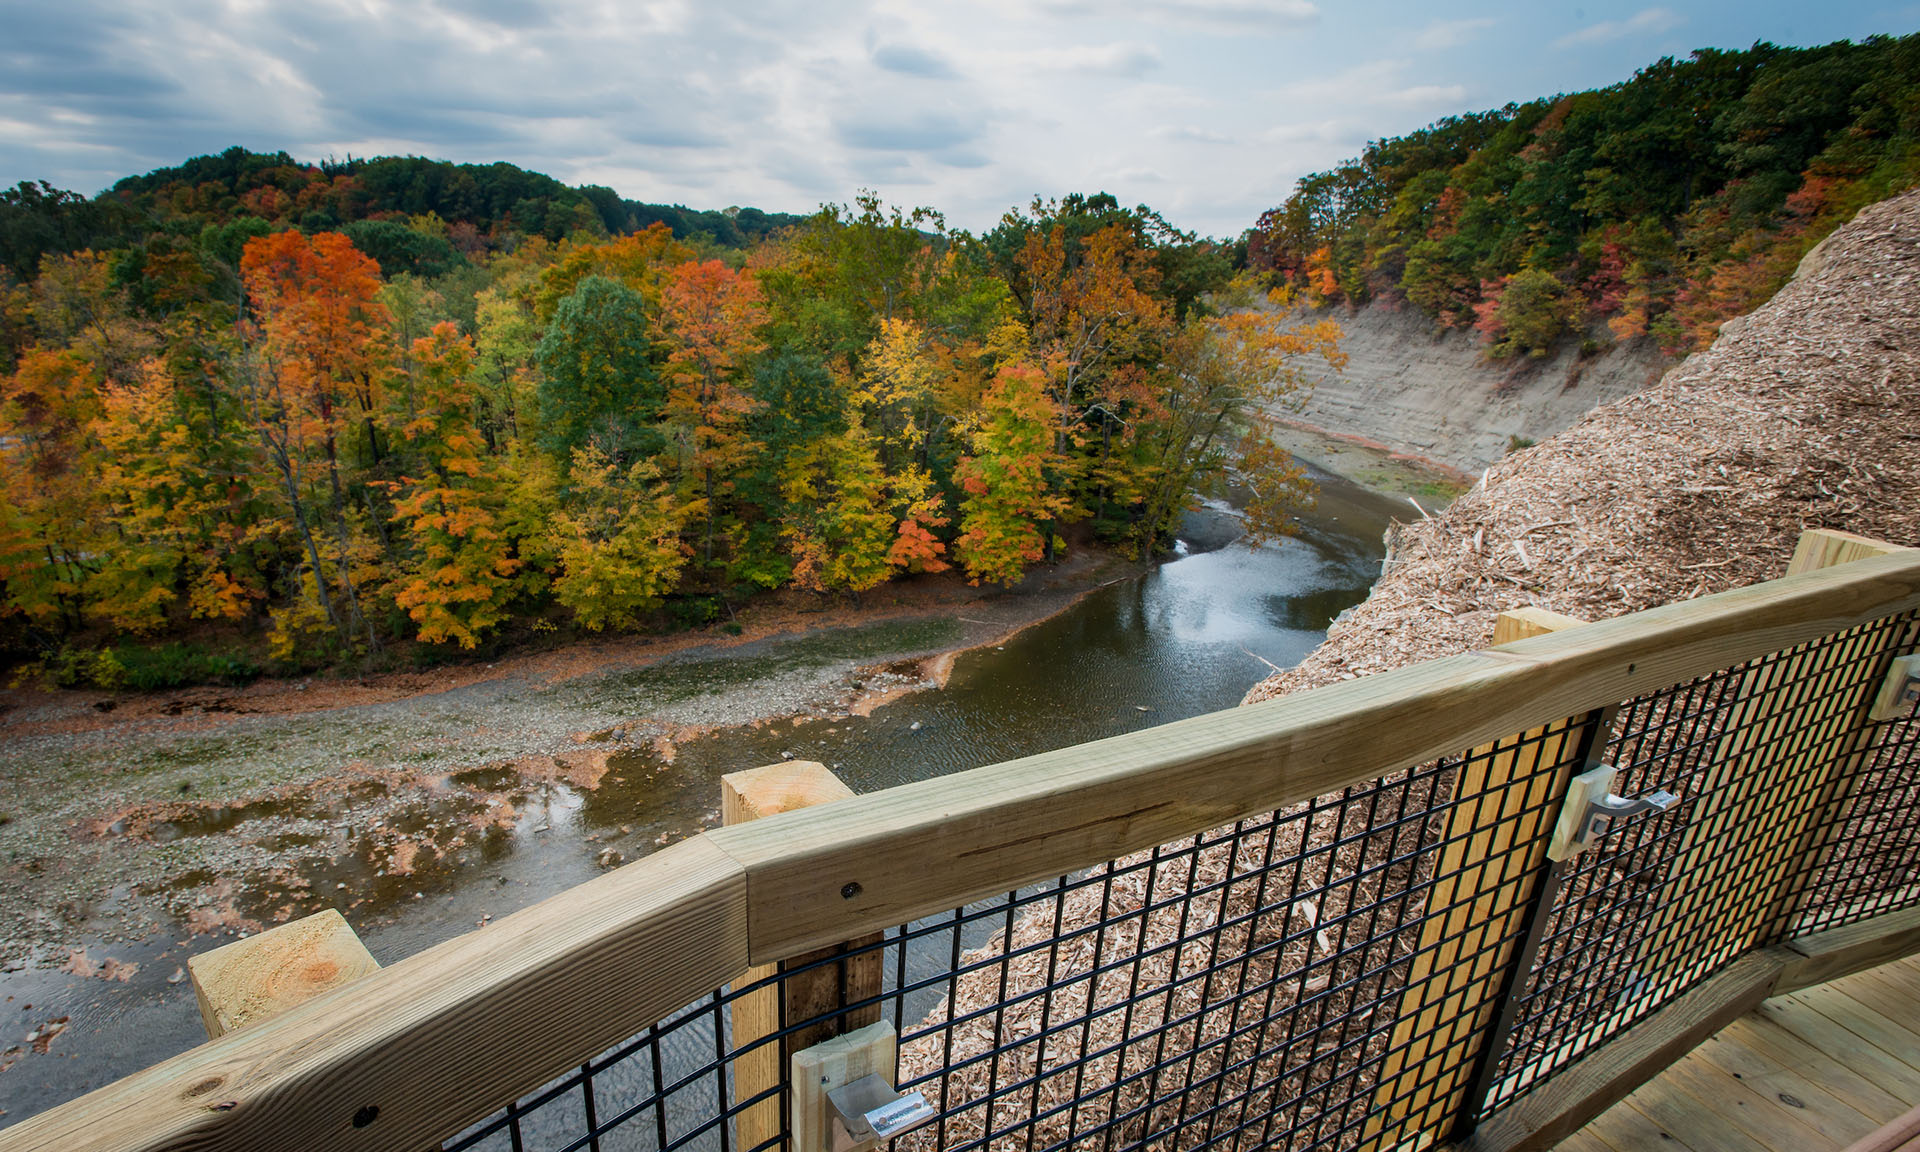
0,147,1312,682
1253,34,1920,355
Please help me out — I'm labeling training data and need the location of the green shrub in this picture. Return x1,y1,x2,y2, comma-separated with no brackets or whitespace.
112,642,261,690
41,641,267,691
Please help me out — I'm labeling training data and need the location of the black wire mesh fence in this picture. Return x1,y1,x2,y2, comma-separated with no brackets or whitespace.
439,611,1918,1152
1482,609,1920,1115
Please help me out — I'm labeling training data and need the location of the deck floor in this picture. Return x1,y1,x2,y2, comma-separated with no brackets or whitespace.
1556,954,1920,1151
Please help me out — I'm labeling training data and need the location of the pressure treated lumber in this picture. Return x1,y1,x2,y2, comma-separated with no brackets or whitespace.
1463,950,1787,1152
788,1021,895,1152
707,549,1920,963
725,762,878,1152
1778,906,1920,994
1788,528,1912,576
188,909,380,1039
1471,908,1920,1152
1365,608,1588,1148
0,837,748,1152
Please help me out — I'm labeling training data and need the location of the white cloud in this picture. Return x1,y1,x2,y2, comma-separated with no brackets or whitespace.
1035,0,1318,29
1153,125,1233,144
1554,7,1683,48
1264,59,1466,112
1006,43,1164,77
1414,17,1495,52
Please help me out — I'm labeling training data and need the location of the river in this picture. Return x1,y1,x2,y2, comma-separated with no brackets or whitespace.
0,462,1410,1130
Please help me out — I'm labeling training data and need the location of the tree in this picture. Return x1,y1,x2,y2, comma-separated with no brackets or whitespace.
0,348,103,629
239,229,394,651
548,447,688,631
659,259,766,569
780,421,896,595
954,364,1068,585
1134,296,1344,552
533,274,660,460
384,324,522,647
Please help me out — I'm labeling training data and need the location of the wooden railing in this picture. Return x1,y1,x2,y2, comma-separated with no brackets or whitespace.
1,534,1916,1152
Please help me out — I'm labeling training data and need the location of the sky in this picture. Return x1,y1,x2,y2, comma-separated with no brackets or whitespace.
1,0,1915,239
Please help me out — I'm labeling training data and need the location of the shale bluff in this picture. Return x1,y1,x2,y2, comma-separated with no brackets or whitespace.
1248,188,1920,703
1282,299,1670,476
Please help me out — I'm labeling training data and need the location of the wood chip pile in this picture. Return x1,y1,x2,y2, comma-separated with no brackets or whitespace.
1248,189,1920,702
896,190,1920,1150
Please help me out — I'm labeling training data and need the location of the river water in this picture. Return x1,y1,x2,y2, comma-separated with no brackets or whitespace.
0,465,1406,1128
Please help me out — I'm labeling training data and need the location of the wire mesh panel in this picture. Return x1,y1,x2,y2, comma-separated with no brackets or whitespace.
1784,619,1920,934
1480,610,1920,1115
438,717,1600,1152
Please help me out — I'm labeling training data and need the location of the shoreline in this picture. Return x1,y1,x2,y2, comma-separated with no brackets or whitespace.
0,550,1147,961
1268,417,1476,497
0,554,1140,744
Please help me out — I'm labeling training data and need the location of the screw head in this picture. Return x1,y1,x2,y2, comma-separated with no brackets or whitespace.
840,882,862,900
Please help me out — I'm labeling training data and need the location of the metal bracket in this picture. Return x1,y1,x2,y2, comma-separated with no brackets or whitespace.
792,1021,935,1152
1870,654,1920,722
826,1074,935,1150
1548,765,1680,862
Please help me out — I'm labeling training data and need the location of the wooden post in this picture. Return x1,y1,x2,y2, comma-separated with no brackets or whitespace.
1786,528,1908,576
1641,529,1914,991
1364,608,1588,1151
187,908,380,1038
725,761,882,1152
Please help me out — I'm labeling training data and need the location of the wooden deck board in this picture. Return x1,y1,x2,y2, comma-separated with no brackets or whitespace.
1550,955,1920,1150
1724,1009,1911,1124
1693,1020,1888,1135
1581,1099,1699,1152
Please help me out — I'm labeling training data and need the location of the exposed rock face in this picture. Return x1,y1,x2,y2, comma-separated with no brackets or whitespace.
1247,189,1920,704
1279,300,1669,475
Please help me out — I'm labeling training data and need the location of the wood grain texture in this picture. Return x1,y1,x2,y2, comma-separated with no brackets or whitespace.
725,762,860,1152
1366,610,1587,1148
1752,997,1920,1102
1727,1009,1912,1124
1620,1084,1772,1152
1779,907,1920,994
1653,1047,1841,1152
188,909,380,1038
0,837,747,1152
1580,1097,1699,1152
788,1021,895,1152
1464,951,1784,1152
709,550,1920,962
1492,608,1589,647
723,762,879,1152
1689,1028,1881,1143
1788,529,1912,577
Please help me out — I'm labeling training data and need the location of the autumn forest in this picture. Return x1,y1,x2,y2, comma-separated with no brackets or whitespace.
1,33,1914,686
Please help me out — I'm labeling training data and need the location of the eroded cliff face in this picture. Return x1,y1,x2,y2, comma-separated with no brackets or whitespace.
1279,301,1670,476
1247,189,1920,705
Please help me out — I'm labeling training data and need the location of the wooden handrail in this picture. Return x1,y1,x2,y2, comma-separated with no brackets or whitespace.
2,546,1915,1152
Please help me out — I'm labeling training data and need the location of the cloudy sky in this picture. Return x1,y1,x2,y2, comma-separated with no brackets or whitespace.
1,0,1913,238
